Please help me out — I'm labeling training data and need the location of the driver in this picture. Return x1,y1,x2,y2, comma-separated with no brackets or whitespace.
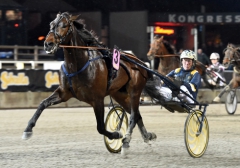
156,50,201,103
207,52,226,87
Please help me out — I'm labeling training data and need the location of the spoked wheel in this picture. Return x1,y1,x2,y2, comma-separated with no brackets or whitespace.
225,90,237,115
104,105,128,153
184,110,209,158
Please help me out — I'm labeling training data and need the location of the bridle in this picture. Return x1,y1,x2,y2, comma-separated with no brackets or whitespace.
46,13,73,45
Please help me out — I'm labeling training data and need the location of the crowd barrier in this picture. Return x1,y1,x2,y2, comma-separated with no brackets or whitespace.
0,64,236,109
0,89,238,109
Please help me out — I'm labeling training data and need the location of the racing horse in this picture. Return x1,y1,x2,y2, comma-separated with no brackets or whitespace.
213,43,240,102
147,35,215,89
21,12,156,155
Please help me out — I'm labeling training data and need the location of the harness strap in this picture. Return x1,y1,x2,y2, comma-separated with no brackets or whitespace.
61,56,101,97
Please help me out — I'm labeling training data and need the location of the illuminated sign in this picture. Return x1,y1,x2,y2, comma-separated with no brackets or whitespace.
0,71,29,89
45,71,59,88
154,26,174,35
168,14,240,23
38,36,45,41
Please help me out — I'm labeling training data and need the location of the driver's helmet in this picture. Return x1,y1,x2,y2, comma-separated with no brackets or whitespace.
210,52,220,60
180,50,196,60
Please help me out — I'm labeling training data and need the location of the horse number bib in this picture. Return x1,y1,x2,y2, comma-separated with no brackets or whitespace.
113,48,120,70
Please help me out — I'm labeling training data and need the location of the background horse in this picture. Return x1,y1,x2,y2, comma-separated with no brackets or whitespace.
214,43,240,102
147,36,215,89
21,12,156,155
147,36,179,75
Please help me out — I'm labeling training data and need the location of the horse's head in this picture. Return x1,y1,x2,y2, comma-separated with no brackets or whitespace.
147,36,167,60
222,43,240,68
44,12,81,54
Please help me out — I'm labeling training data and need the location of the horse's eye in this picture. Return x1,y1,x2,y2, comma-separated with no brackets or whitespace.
57,22,67,28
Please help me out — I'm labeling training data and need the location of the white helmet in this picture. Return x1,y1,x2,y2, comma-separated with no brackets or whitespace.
180,50,196,60
210,52,220,60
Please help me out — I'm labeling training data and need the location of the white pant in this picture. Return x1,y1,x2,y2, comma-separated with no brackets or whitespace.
156,85,194,103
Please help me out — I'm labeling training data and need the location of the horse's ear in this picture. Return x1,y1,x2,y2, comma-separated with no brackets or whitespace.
160,36,164,40
56,12,61,18
70,14,81,21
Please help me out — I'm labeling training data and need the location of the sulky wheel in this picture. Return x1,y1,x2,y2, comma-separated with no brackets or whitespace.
184,110,209,158
104,105,128,153
225,90,237,115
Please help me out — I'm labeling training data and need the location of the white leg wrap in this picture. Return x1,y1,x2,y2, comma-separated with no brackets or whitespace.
178,85,194,103
156,86,172,101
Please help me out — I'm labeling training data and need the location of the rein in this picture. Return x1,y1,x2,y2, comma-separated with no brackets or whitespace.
59,45,148,65
59,45,108,50
153,54,179,58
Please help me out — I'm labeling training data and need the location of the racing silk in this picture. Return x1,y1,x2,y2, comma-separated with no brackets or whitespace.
209,62,225,73
166,67,201,99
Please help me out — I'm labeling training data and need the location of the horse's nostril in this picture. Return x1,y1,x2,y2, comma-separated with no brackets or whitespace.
47,42,54,46
44,42,53,48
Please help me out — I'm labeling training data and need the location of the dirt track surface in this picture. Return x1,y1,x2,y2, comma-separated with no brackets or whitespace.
1,104,240,168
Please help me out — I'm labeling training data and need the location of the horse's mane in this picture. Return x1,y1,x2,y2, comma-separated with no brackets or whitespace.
225,43,240,57
162,40,176,54
72,17,103,46
228,43,240,48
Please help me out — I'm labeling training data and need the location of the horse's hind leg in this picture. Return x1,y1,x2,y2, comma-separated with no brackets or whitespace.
22,88,71,140
121,108,157,156
112,92,156,154
213,80,233,102
137,119,157,143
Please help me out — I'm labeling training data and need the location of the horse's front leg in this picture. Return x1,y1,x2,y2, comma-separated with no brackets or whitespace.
22,88,70,140
213,80,233,102
93,100,123,140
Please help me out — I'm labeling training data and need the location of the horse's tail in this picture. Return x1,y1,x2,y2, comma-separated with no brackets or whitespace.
143,77,165,103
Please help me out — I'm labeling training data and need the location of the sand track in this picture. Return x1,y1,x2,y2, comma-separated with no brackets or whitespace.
1,104,240,167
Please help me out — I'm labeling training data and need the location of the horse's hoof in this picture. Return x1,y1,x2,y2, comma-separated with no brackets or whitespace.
22,132,33,140
121,143,130,157
150,132,157,141
117,131,123,139
213,96,220,102
144,132,157,143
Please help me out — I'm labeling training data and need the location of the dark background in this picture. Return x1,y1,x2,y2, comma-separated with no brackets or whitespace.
2,0,240,61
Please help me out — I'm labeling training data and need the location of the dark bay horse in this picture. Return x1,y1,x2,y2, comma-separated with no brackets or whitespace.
213,43,240,102
21,12,156,155
147,36,215,89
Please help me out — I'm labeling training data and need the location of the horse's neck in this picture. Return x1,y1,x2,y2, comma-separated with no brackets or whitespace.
158,57,180,75
64,44,89,72
161,48,171,55
159,45,179,67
